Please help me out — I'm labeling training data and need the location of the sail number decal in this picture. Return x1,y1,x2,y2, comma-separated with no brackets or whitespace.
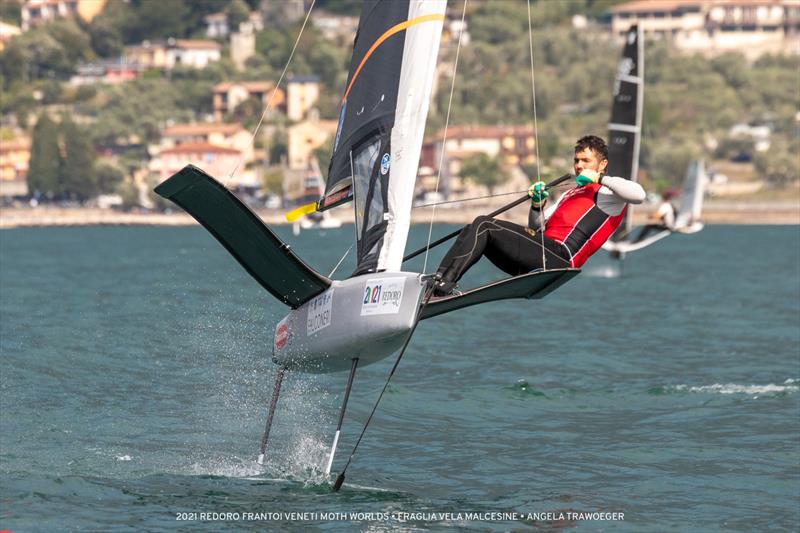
361,277,405,316
307,289,334,335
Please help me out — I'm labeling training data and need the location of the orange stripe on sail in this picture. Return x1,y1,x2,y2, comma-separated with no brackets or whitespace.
341,13,444,105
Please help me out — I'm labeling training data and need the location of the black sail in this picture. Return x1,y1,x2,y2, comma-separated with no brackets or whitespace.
320,0,445,275
606,25,643,240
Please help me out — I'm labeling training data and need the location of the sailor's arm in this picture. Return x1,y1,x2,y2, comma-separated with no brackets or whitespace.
528,198,558,229
599,175,646,204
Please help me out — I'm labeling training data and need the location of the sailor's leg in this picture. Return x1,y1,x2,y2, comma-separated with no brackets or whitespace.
324,357,359,475
632,224,660,243
483,220,571,274
257,366,286,465
436,215,503,285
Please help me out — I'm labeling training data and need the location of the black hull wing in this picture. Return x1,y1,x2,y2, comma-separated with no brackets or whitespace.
419,268,579,321
155,165,331,308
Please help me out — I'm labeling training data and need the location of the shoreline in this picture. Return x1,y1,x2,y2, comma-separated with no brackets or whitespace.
1,202,798,228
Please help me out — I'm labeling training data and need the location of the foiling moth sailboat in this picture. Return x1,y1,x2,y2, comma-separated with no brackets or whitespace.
603,25,705,258
155,0,578,483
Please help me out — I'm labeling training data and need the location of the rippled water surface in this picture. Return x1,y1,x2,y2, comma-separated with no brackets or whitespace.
1,224,798,532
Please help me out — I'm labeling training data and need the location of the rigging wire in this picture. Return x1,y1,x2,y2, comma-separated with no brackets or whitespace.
413,189,531,209
422,0,468,275
329,244,353,278
225,0,317,182
526,0,548,271
412,183,570,210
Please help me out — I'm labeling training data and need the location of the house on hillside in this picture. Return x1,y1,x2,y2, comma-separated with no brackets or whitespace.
21,0,106,31
611,0,800,59
204,12,230,38
212,81,286,121
311,11,359,41
205,10,263,38
124,39,221,70
286,75,321,122
287,114,337,170
125,41,169,69
69,59,143,85
153,142,257,189
156,122,254,162
420,125,537,196
0,135,30,197
0,21,21,51
165,39,221,69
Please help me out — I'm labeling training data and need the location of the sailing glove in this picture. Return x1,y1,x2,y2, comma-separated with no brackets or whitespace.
575,169,600,186
528,180,549,208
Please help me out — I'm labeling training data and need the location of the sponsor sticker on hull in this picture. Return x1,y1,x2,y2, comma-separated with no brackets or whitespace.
274,318,289,351
306,289,334,335
361,277,405,316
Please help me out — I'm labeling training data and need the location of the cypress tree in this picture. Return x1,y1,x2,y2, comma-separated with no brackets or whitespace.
59,116,97,202
27,113,61,199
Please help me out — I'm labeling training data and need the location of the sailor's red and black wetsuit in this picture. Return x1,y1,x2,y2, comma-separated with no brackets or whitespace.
543,183,626,267
435,180,637,287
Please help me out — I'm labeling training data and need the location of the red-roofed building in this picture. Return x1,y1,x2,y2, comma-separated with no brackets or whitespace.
153,142,257,188
158,122,254,161
420,125,537,196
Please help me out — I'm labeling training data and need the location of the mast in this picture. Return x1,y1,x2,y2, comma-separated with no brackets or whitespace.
319,0,446,275
606,24,644,241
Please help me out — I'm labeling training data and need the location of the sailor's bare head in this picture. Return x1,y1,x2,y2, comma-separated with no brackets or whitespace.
574,135,608,176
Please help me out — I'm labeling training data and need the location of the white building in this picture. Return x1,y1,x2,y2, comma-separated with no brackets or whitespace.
165,39,222,69
611,0,800,59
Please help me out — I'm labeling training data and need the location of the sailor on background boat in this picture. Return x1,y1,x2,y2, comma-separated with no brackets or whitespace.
631,189,677,244
432,135,646,296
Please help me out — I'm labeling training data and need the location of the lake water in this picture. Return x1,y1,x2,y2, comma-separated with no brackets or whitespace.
1,224,798,532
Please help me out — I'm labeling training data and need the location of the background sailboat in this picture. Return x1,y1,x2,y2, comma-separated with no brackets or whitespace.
602,25,705,257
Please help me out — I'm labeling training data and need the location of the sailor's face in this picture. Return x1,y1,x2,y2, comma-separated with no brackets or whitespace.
573,148,608,176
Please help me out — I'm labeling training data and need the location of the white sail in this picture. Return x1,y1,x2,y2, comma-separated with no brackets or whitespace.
675,159,707,229
381,0,446,271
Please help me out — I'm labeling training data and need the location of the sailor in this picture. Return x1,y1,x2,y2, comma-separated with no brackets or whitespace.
631,190,677,243
432,135,646,296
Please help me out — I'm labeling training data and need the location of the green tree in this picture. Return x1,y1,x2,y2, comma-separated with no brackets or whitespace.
261,168,284,195
460,154,506,195
27,113,61,197
59,116,97,201
46,19,94,65
87,17,123,58
95,161,125,194
754,137,799,186
268,130,288,165
225,0,251,32
644,139,699,188
0,0,22,24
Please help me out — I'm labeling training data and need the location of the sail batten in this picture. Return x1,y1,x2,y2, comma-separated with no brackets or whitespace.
322,0,445,276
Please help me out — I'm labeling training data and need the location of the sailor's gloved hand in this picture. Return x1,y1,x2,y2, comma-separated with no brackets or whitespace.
575,169,600,186
528,180,549,208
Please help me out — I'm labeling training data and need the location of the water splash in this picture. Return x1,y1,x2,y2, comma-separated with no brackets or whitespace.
671,379,798,398
582,264,621,278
